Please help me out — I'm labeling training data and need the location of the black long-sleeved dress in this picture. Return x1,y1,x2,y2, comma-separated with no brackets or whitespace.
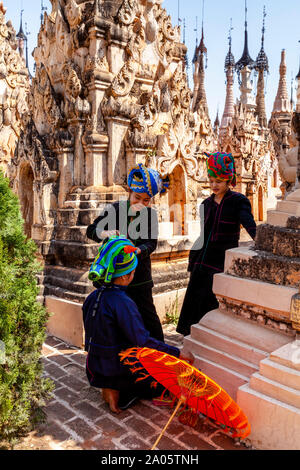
86,200,164,341
176,190,257,337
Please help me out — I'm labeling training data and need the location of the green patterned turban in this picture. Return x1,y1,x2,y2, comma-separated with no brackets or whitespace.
88,236,138,284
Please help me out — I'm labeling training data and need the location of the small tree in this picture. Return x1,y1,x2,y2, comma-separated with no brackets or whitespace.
0,170,53,444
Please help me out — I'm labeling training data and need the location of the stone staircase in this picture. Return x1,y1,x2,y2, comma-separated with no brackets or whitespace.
184,308,291,401
267,187,300,226
238,341,300,449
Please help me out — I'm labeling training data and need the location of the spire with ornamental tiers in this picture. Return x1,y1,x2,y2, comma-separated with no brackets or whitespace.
255,6,269,127
220,19,235,132
192,0,208,114
214,107,220,135
273,49,291,114
235,0,255,107
235,0,255,75
16,9,26,60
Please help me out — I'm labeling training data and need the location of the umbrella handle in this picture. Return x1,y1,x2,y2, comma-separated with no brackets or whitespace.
151,398,184,451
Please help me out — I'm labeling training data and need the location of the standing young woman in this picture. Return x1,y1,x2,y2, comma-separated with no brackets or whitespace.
86,164,169,342
176,152,257,337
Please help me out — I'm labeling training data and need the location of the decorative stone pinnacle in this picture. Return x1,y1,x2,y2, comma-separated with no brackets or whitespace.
225,18,235,70
0,2,6,15
296,41,300,80
272,49,290,114
17,9,27,41
255,6,269,73
235,0,255,73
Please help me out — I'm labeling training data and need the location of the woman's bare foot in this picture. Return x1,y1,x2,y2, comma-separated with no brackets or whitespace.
102,388,121,414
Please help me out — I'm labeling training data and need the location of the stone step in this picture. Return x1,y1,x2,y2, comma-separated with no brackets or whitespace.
152,278,189,295
287,216,300,230
44,265,88,282
267,210,292,227
189,323,267,368
259,358,300,391
184,335,259,378
286,188,300,202
43,261,188,299
255,224,300,258
57,208,107,226
199,309,292,353
250,372,300,409
55,225,96,244
45,275,90,295
213,273,298,319
269,341,300,372
44,284,87,303
192,352,249,401
224,246,300,288
276,200,300,216
51,240,98,263
66,192,124,203
237,383,300,450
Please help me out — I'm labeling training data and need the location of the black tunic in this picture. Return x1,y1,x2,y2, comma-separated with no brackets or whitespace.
86,200,164,341
176,190,257,336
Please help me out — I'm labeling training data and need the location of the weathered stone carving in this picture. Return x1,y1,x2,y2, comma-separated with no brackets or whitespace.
0,3,29,172
5,0,216,315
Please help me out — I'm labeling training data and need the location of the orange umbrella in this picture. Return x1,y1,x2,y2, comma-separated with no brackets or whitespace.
120,347,251,450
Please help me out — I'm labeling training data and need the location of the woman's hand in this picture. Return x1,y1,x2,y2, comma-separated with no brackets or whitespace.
179,350,195,365
100,230,120,239
129,203,146,215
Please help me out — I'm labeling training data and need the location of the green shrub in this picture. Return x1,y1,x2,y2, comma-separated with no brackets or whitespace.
0,170,53,443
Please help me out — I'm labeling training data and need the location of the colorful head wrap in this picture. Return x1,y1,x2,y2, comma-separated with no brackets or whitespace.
88,236,138,284
128,164,169,198
204,152,237,187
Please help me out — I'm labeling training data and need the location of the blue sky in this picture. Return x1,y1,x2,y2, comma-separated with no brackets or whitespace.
4,0,300,123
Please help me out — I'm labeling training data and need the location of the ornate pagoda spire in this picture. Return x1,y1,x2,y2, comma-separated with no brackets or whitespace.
40,0,48,26
235,0,255,75
255,6,269,127
192,1,208,114
221,19,235,131
272,49,291,114
214,107,220,134
235,1,255,107
16,9,26,60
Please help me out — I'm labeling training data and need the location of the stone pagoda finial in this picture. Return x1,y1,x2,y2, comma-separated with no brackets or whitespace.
235,0,255,76
221,19,235,131
214,108,220,134
16,9,26,60
192,1,208,114
255,6,269,127
0,2,6,15
235,0,255,107
273,49,291,114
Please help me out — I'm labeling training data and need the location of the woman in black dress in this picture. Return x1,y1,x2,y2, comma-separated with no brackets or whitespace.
176,152,257,337
87,164,169,342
